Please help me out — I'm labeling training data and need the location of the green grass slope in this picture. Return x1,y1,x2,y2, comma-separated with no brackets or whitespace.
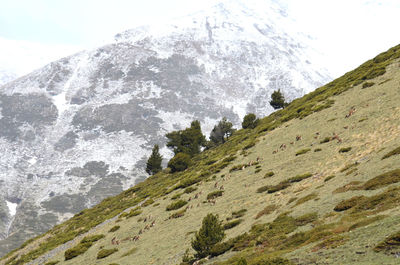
1,44,400,265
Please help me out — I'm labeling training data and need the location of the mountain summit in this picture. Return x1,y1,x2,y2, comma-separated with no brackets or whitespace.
0,0,330,256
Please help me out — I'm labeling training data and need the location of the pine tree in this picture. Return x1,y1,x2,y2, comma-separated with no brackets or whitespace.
145,144,163,175
166,120,206,156
209,117,235,145
191,213,225,259
242,113,259,129
269,89,286,109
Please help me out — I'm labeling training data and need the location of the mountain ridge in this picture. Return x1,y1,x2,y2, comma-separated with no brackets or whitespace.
0,0,331,256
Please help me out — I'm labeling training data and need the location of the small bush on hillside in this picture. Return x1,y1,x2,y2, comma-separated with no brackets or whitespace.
96,248,118,259
287,173,312,183
334,196,364,212
166,200,187,211
126,208,142,218
314,148,322,152
294,193,318,206
207,190,224,200
141,198,154,207
362,82,375,89
339,147,352,153
236,257,248,265
230,164,248,172
184,187,197,194
168,153,191,172
324,175,335,182
255,168,262,173
223,219,243,230
255,205,277,219
264,171,275,178
80,234,105,244
361,169,400,190
242,141,256,150
169,208,187,219
171,193,181,200
64,242,92,260
231,209,247,219
320,137,331,144
295,148,311,156
382,146,400,160
374,231,400,253
108,225,120,233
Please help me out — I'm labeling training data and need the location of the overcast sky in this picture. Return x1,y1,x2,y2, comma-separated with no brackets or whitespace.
0,0,399,77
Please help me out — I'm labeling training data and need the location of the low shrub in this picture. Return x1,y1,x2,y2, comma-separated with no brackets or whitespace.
231,209,247,219
361,169,400,190
230,164,248,172
96,248,118,259
312,235,347,251
320,137,331,144
223,219,243,230
334,196,364,212
257,185,270,193
340,162,358,172
209,240,235,257
166,200,187,211
64,242,92,261
295,212,318,226
243,141,256,150
184,187,197,194
108,225,120,233
169,208,186,219
255,205,277,219
382,146,400,160
339,147,352,153
266,183,291,193
141,198,154,207
207,190,224,200
374,231,400,253
314,148,322,152
80,234,105,244
294,193,318,206
287,173,312,183
255,168,262,173
333,181,362,193
264,171,275,178
362,81,375,89
171,193,181,200
295,148,311,156
324,175,335,182
126,208,142,218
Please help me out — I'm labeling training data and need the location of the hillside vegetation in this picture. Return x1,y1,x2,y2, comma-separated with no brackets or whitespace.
1,44,400,265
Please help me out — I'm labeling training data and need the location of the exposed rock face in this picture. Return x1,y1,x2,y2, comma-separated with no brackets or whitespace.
0,0,331,256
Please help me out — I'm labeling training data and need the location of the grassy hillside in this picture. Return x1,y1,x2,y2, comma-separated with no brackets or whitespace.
1,44,400,265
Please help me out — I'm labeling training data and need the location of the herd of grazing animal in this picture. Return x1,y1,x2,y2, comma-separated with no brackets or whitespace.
111,215,156,245
106,105,358,257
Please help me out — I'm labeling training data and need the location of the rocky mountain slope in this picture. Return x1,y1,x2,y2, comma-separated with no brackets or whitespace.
0,0,331,256
0,70,17,86
1,43,399,265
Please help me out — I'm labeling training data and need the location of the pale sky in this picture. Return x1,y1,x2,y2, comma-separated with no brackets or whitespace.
0,0,399,77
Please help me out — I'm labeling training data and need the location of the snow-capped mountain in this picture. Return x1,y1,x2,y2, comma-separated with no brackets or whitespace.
0,0,331,255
